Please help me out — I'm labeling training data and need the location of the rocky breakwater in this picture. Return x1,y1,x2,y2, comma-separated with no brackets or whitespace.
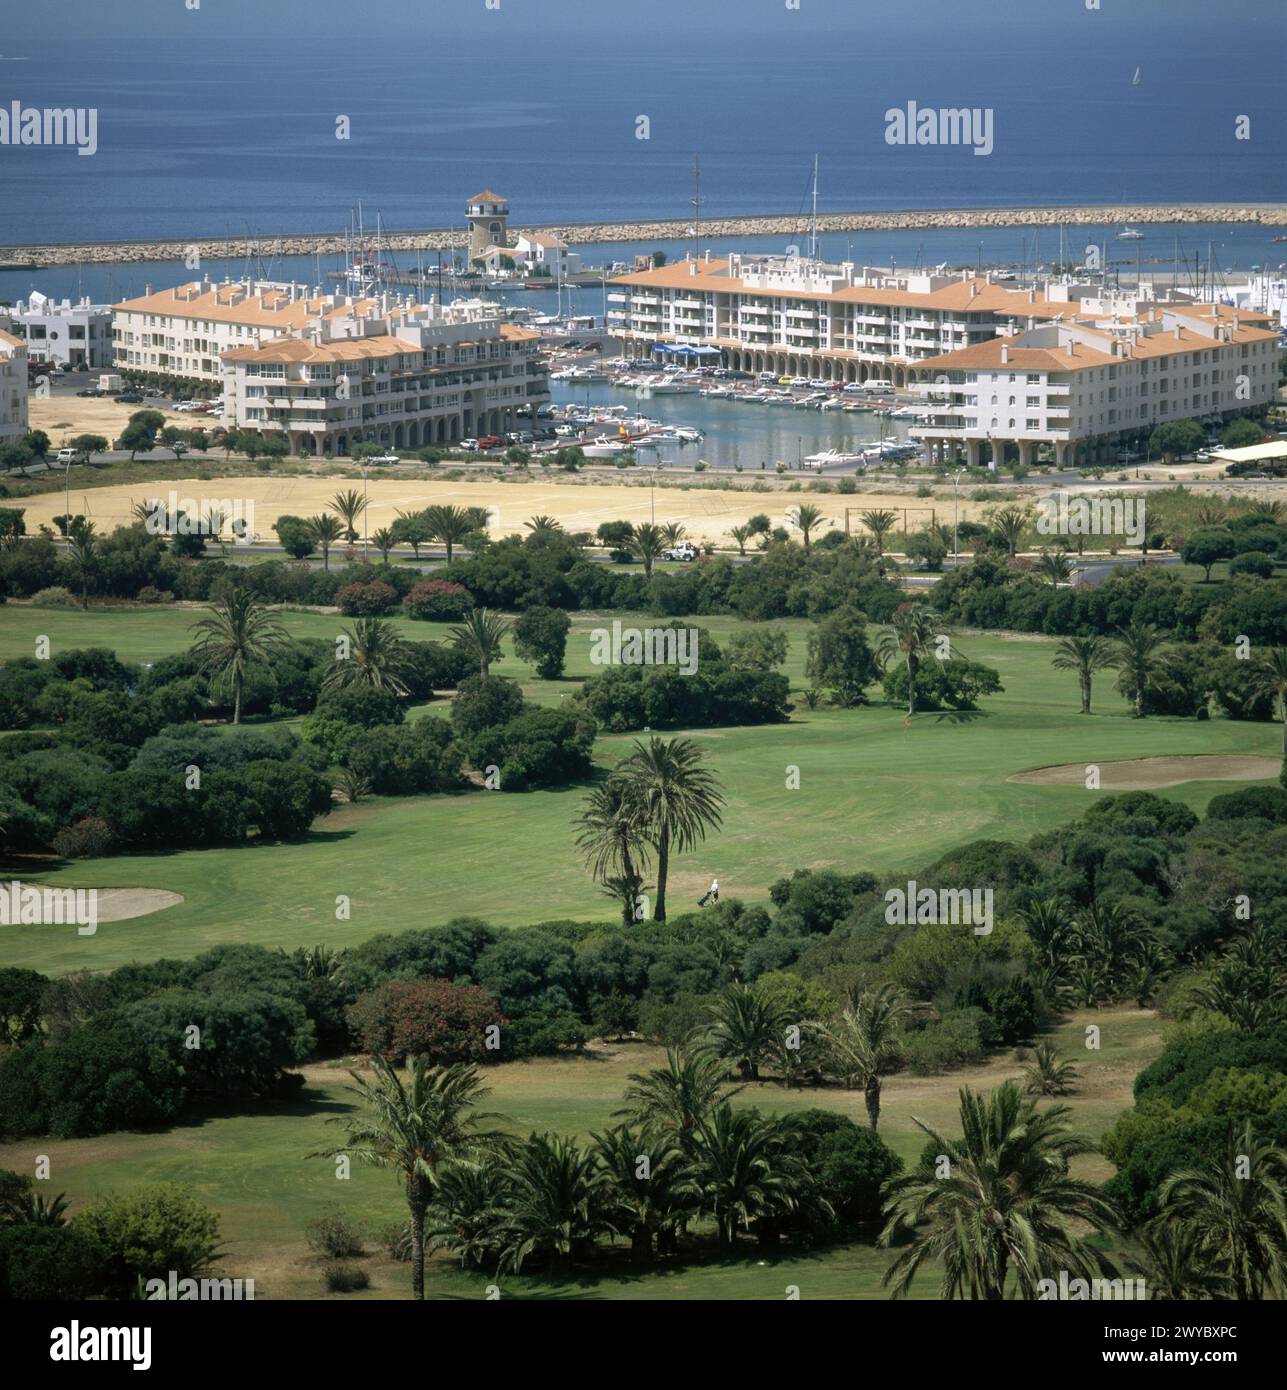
4,203,1285,270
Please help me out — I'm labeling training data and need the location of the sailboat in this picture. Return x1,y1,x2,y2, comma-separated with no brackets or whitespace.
1117,225,1144,241
1132,66,1141,86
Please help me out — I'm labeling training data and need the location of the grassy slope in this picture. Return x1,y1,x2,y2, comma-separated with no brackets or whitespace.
0,605,1278,974
0,1008,1159,1300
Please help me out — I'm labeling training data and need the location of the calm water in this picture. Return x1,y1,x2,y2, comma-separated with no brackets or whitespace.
0,15,1284,246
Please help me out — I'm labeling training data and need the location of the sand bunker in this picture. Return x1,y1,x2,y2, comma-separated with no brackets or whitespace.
1008,754,1281,791
5,885,184,922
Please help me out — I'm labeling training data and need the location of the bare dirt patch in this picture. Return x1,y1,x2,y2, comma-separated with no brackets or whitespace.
1008,754,1280,790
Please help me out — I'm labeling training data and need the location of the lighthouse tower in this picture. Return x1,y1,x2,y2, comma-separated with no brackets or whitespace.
466,190,510,263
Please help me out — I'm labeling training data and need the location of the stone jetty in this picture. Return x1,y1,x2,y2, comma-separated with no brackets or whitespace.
3,203,1285,270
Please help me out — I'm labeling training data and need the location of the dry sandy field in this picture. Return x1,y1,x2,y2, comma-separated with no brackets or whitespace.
11,474,996,546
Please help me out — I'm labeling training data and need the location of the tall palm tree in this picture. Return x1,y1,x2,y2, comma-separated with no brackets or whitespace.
524,514,563,535
789,503,826,550
879,1082,1121,1299
990,506,1030,557
1111,620,1165,718
574,777,650,926
312,1057,505,1301
65,517,98,611
874,603,942,718
322,616,414,696
372,526,397,561
617,735,724,921
494,1133,615,1275
618,1047,738,1154
189,587,289,724
306,513,345,570
691,1105,807,1251
728,524,751,556
861,509,898,555
809,984,910,1130
1246,648,1287,754
1051,634,1117,715
1016,896,1075,971
661,522,687,547
1035,548,1072,586
705,983,785,1081
329,489,367,544
1156,1121,1287,1301
631,522,666,579
449,606,511,677
424,504,473,563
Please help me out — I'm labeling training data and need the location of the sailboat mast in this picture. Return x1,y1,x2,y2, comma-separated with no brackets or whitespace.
691,154,702,263
809,153,819,260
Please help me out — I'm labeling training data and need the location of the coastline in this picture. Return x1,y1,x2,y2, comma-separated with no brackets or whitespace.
4,202,1285,270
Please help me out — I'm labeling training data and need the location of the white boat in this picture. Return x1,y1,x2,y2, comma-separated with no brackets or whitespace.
1117,225,1144,240
581,435,634,457
803,448,867,469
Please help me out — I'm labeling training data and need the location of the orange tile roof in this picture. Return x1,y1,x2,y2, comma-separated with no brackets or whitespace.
0,328,23,350
112,281,388,330
917,335,1117,373
468,190,507,204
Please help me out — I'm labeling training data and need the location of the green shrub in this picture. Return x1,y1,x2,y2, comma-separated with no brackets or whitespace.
323,1261,370,1292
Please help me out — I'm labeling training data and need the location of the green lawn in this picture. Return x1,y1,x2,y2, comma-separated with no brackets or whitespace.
0,1008,1158,1300
0,604,1279,974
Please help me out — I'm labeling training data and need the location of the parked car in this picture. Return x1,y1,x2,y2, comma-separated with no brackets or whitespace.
369,453,400,464
75,388,103,398
460,439,480,452
476,434,501,449
113,392,144,403
56,448,77,462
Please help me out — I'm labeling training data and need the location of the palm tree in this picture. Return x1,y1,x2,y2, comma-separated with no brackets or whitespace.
1126,1221,1231,1300
525,514,563,535
1247,499,1285,523
879,1082,1121,1299
449,606,511,677
1016,896,1075,971
691,1106,811,1251
1035,548,1072,586
574,777,650,926
705,983,785,1081
1020,1041,1079,1096
306,513,345,570
1051,634,1117,715
424,504,473,563
861,509,898,555
494,1133,615,1275
617,735,724,921
810,984,910,1130
424,1155,511,1272
372,527,397,561
189,587,289,724
592,1125,697,1260
322,616,414,696
1246,648,1287,754
1156,1121,1287,1300
661,522,687,547
312,1057,505,1300
632,522,666,579
329,489,367,544
789,503,826,550
618,1047,738,1154
990,506,1030,557
65,517,98,611
728,524,751,556
874,603,942,718
1111,620,1165,718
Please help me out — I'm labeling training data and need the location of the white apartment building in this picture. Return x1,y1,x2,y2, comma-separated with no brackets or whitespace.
0,329,29,445
6,292,114,369
912,302,1280,468
512,232,582,280
608,253,1089,387
112,278,401,386
221,301,548,457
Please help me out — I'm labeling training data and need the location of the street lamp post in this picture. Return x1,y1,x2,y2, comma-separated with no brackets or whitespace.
362,462,369,561
951,468,965,561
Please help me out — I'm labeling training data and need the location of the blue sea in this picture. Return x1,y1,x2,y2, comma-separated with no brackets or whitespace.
0,4,1284,305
